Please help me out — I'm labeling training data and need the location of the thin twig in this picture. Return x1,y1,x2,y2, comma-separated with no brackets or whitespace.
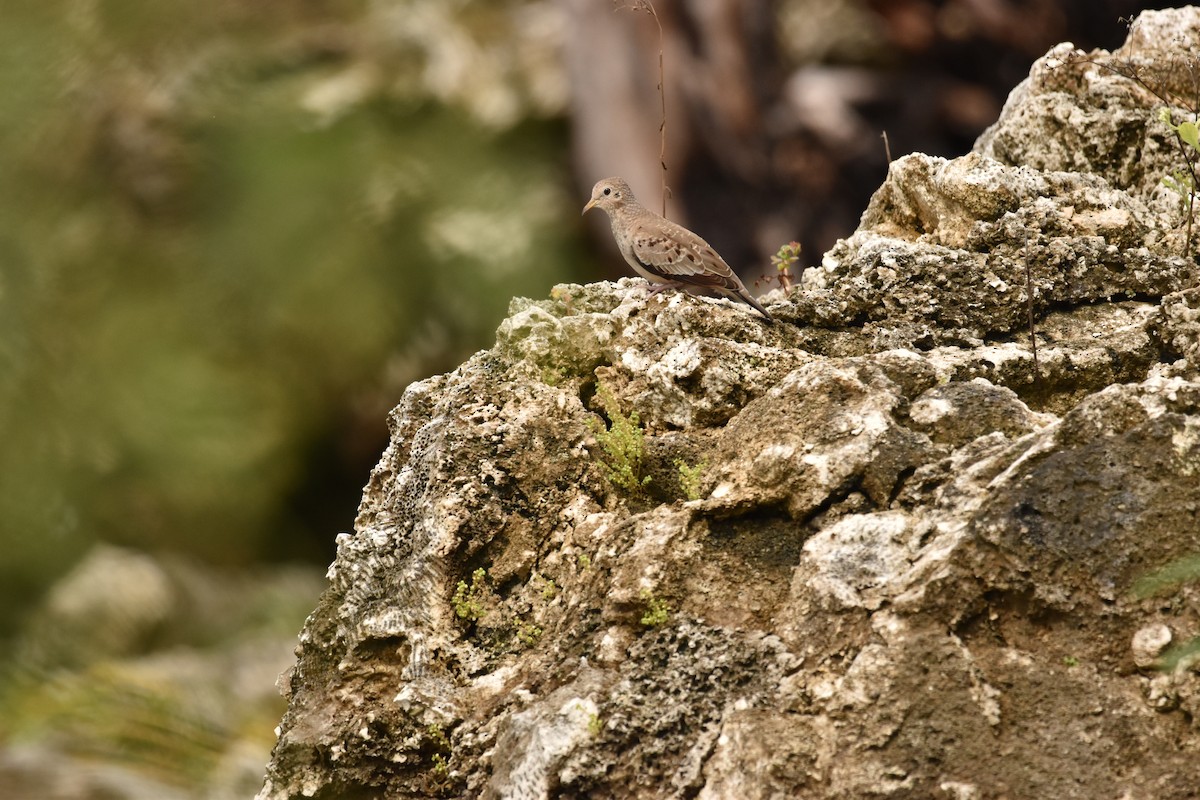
1188,159,1197,254
618,0,670,216
1025,256,1039,380
657,38,669,216
881,130,892,163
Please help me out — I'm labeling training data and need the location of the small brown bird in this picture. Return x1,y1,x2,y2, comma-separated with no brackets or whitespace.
582,177,773,322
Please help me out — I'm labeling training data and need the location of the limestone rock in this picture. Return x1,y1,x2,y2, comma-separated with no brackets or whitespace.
259,8,1200,800
1132,623,1174,670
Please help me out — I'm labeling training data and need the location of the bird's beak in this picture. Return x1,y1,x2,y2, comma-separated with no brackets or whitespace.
581,198,597,216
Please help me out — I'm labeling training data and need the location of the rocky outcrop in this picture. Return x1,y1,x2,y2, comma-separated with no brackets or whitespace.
259,8,1200,799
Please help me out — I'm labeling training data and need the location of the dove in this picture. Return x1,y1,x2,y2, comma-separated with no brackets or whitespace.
582,177,773,321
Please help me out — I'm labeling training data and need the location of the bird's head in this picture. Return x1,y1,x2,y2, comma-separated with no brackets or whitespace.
582,177,634,216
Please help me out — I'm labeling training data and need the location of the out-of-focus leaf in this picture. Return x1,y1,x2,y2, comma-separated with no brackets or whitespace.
1177,120,1200,151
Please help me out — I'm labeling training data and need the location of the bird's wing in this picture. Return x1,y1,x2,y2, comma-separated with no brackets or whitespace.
628,217,737,290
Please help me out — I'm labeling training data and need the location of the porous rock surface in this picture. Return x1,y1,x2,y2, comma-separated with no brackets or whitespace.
260,9,1200,799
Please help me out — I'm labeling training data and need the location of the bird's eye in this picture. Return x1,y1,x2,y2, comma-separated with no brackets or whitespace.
603,187,612,196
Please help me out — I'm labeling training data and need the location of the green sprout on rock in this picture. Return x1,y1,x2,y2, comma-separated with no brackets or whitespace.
515,621,543,647
1159,107,1200,253
770,241,802,291
588,381,651,494
452,568,489,622
674,458,708,501
639,588,670,627
426,723,452,778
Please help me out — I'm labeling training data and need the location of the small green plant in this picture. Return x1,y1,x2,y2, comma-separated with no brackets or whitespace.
1064,32,1200,255
770,241,801,291
569,701,603,736
1159,107,1200,251
515,621,543,647
426,723,452,777
452,568,489,622
427,723,450,751
577,553,592,570
539,576,558,601
1063,655,1079,668
639,588,670,627
674,458,708,501
587,381,651,494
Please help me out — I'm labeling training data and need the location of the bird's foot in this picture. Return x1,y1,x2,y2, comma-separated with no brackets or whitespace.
645,281,679,297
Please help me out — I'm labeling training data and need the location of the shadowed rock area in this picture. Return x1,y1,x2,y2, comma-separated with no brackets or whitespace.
259,9,1200,799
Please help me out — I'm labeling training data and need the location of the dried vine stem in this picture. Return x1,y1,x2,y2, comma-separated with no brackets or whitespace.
1025,257,1040,379
618,0,671,216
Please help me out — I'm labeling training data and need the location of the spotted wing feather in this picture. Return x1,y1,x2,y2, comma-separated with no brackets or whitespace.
628,218,738,290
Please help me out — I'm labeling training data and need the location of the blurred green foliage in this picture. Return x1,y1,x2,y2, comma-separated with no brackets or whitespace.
0,0,583,634
1132,553,1200,599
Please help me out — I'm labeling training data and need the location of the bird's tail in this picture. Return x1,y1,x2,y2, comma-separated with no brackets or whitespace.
736,289,774,323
